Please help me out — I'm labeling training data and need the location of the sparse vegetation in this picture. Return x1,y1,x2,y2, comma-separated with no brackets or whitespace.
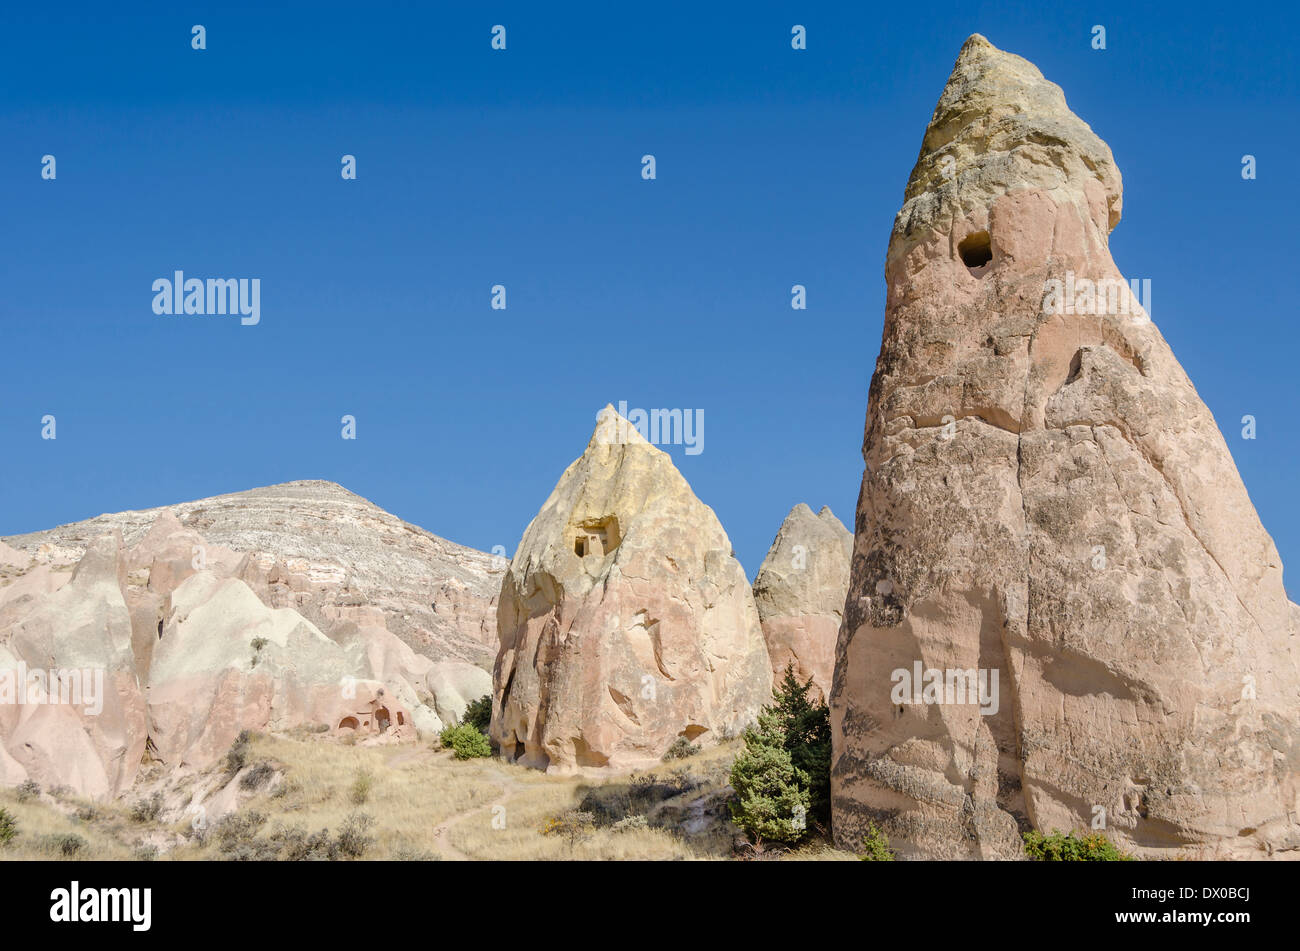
440,723,492,760
240,761,276,791
0,724,852,862
728,664,831,846
332,811,374,858
250,637,269,667
1023,829,1132,861
541,810,595,850
225,729,254,775
0,807,17,846
46,832,87,857
130,792,163,823
662,736,701,761
349,768,373,804
611,814,648,833
16,779,40,803
859,822,896,861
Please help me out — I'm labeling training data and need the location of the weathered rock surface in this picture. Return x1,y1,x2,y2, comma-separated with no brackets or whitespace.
5,480,504,667
0,541,29,572
753,504,852,703
832,35,1300,859
147,571,356,767
492,406,772,772
1,483,506,795
0,534,147,799
426,660,492,728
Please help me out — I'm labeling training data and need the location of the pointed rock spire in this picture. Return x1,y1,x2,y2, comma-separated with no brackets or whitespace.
832,36,1300,859
492,406,772,771
754,504,852,703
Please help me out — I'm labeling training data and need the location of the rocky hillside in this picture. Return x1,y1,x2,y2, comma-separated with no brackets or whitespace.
4,480,504,667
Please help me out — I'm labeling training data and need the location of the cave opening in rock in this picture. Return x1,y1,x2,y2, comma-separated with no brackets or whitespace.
958,230,992,269
574,537,586,557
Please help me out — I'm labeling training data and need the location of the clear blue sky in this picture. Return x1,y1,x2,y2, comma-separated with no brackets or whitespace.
2,1,1296,593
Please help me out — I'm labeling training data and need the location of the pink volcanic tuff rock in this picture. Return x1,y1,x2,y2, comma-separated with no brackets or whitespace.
123,511,243,682
832,35,1300,859
330,681,418,742
0,499,498,796
753,504,852,704
145,570,360,768
492,406,773,772
0,540,30,572
4,480,505,668
0,533,147,800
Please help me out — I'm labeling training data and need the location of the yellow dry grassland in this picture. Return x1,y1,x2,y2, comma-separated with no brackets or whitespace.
0,732,854,861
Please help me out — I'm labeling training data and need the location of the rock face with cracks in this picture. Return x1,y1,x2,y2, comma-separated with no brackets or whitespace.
753,504,852,703
831,35,1300,859
492,406,772,772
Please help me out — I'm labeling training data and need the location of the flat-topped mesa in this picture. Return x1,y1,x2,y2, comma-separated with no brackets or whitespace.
833,36,1300,859
491,405,772,772
753,504,852,703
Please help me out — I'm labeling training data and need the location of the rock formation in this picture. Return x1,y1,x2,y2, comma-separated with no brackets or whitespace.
492,406,772,772
147,570,357,767
0,533,147,799
5,480,504,667
1,484,506,797
832,35,1300,859
753,504,852,703
426,661,492,728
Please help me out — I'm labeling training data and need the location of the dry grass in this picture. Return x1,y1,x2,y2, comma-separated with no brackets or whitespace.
0,732,855,861
0,789,139,860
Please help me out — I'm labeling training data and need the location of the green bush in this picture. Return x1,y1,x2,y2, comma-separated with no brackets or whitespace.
859,822,896,861
1023,829,1132,861
0,807,17,846
728,664,831,845
440,723,492,760
461,695,492,733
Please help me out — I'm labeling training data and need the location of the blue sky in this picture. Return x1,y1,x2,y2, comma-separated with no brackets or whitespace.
1,1,1296,592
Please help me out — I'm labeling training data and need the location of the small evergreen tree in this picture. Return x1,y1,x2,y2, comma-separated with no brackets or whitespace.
461,695,492,734
728,664,831,844
770,666,832,826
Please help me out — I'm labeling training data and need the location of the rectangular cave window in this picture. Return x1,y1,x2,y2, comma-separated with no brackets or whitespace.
575,537,586,557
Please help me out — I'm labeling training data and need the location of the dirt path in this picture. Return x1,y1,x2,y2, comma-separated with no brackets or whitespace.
430,765,527,861
383,747,435,770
